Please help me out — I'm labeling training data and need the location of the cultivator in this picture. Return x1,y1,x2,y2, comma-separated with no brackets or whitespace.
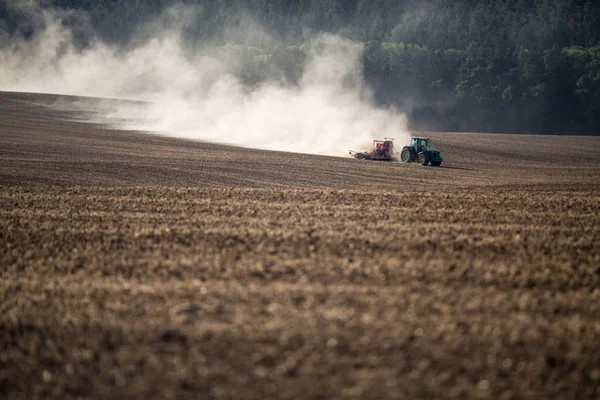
349,138,396,161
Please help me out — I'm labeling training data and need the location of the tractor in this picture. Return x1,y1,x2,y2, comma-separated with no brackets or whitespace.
400,137,443,166
349,138,397,161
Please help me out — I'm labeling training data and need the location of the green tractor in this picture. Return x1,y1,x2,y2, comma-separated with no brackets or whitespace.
400,137,443,166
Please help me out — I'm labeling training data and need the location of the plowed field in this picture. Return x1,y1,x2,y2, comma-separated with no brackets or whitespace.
1,91,599,399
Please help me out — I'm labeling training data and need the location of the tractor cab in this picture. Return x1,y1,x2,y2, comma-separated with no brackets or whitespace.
410,137,430,153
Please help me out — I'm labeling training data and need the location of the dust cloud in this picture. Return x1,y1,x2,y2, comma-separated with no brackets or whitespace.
0,1,409,155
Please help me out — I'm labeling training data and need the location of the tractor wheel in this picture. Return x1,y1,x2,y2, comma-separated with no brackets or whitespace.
400,147,412,163
431,161,441,167
418,153,429,166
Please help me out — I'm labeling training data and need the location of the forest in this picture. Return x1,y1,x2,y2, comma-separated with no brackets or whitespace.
3,0,600,134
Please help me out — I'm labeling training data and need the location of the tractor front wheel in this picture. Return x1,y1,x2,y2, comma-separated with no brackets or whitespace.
418,153,429,165
431,161,441,167
400,147,412,163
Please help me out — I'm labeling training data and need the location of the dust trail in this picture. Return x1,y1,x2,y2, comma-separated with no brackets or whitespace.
0,1,409,156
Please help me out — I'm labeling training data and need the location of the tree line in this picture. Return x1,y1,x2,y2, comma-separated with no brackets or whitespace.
4,0,600,134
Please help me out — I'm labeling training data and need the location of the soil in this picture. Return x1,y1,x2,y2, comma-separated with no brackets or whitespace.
1,91,599,399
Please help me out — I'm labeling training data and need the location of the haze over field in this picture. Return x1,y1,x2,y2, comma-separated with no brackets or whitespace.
0,1,409,155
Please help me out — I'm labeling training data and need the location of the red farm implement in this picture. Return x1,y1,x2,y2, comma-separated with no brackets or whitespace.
349,138,397,161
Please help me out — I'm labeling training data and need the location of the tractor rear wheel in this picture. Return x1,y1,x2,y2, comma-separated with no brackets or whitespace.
400,147,412,163
418,153,429,165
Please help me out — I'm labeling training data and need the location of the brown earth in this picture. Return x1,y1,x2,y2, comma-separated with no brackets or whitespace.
1,91,599,399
